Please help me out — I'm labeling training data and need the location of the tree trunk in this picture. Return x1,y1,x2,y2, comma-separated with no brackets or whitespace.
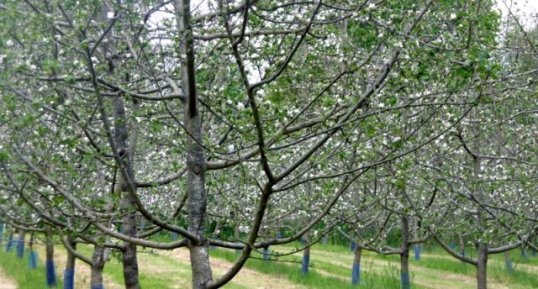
16,230,25,259
520,246,528,260
91,245,107,289
472,115,488,289
302,231,310,274
175,1,213,288
263,246,270,261
474,157,488,289
93,1,139,287
190,246,212,289
121,198,139,289
458,233,465,258
503,251,513,272
0,221,3,245
477,244,488,289
400,216,411,289
46,228,57,288
5,231,13,251
412,217,421,261
351,245,362,285
63,237,76,289
29,232,38,269
113,94,140,289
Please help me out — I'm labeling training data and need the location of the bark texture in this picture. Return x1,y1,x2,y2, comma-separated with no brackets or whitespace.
400,216,411,289
352,246,362,285
302,232,310,274
91,245,107,289
477,244,488,289
64,237,76,289
175,0,213,287
113,94,140,289
46,228,57,288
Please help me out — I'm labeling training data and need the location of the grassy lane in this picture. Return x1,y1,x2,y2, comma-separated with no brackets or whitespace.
277,246,473,289
412,252,538,288
75,245,198,289
207,247,420,289
425,248,538,273
78,245,296,289
161,247,304,289
285,243,537,289
0,248,52,289
10,240,537,289
34,243,307,289
33,243,122,289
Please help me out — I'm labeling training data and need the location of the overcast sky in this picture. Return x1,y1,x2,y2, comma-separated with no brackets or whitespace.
152,1,538,29
496,0,538,28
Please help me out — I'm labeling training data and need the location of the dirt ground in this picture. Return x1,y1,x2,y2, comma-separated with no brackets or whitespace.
21,243,536,289
309,248,529,289
33,244,123,289
160,248,307,289
34,243,305,289
0,267,18,289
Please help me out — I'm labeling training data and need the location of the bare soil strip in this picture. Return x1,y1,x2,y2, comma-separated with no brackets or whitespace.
159,248,307,289
28,242,534,289
33,244,123,289
306,248,529,289
0,266,17,289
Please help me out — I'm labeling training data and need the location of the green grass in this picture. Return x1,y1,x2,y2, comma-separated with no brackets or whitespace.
77,245,248,289
412,256,473,275
0,249,63,289
103,258,172,289
489,262,538,289
211,248,357,289
209,247,429,289
3,240,535,289
78,245,186,289
281,242,538,289
417,249,538,287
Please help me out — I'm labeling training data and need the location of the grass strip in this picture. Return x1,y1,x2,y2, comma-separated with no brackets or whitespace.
0,249,63,289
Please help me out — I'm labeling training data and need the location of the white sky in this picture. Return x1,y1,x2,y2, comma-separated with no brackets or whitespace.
150,1,538,30
496,0,538,28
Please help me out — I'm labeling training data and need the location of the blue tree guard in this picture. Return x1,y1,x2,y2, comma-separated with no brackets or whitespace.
5,234,13,252
505,257,514,273
301,253,310,274
46,259,57,287
532,249,537,257
263,247,269,261
350,241,356,252
276,231,282,238
351,262,361,285
28,251,38,269
460,249,465,258
521,248,528,260
414,244,421,261
0,222,4,244
64,267,75,289
91,285,105,289
401,271,411,289
16,235,25,259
